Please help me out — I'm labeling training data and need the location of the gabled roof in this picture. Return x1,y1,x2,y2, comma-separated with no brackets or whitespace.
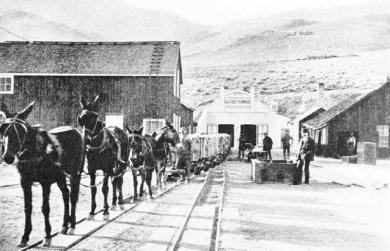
304,81,390,128
292,107,326,123
0,41,180,75
181,102,195,111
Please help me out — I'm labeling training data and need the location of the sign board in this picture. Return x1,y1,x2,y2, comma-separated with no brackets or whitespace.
224,91,251,109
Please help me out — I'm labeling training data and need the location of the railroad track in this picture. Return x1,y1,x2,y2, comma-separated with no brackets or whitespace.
17,163,227,251
18,178,182,251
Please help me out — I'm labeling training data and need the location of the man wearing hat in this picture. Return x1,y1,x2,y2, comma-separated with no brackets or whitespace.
263,133,273,160
296,128,315,184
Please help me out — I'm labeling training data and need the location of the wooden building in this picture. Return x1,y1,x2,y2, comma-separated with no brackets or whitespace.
304,80,390,158
288,107,326,149
197,87,289,151
0,41,193,132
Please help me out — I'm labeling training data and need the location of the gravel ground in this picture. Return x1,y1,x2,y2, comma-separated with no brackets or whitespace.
0,163,161,251
219,160,390,251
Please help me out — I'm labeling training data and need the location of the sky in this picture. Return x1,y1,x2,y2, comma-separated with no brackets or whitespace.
123,0,385,25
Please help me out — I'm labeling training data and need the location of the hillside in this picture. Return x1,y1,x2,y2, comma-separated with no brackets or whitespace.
0,0,211,42
0,10,101,41
183,14,390,66
183,50,390,119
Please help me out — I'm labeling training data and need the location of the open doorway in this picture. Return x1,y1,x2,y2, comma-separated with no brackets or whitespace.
218,124,234,147
241,124,257,146
337,131,358,156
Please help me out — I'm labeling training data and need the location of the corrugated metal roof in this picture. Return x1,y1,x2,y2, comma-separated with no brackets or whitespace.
0,41,180,75
304,81,390,128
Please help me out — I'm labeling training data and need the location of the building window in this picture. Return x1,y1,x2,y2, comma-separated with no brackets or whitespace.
377,125,389,148
105,114,124,129
207,124,218,134
0,75,14,94
143,119,165,135
321,127,328,145
256,124,269,146
173,113,181,131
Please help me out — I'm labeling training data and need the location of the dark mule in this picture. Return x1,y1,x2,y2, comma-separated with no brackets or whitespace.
0,102,84,248
151,123,180,191
126,126,154,200
126,123,179,199
78,95,128,220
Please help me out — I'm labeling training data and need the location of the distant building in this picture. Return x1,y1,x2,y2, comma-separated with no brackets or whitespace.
304,80,390,158
197,87,289,151
289,107,326,149
0,41,193,132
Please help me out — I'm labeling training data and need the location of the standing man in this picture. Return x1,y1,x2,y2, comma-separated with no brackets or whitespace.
176,127,192,182
263,133,273,160
238,133,246,160
346,132,356,156
281,131,293,160
296,129,315,184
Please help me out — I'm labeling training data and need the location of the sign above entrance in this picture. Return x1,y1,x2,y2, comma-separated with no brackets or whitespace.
224,91,251,109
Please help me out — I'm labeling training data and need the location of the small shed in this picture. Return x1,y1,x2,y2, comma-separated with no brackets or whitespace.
304,80,390,158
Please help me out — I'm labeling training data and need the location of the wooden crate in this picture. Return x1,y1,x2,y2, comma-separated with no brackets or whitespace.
357,142,376,165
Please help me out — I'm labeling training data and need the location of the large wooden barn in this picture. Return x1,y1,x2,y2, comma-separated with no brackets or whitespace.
0,41,193,133
304,80,390,158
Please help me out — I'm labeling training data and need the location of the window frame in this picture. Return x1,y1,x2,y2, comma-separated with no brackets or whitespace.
256,124,269,146
143,118,165,135
0,75,14,94
207,124,218,134
105,114,124,129
377,125,389,148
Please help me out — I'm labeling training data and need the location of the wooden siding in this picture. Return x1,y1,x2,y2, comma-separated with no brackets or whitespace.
316,82,390,158
179,105,193,129
0,76,188,130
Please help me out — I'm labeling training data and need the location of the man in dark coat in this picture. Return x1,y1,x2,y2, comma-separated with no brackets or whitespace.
263,133,273,160
296,129,315,184
238,133,246,159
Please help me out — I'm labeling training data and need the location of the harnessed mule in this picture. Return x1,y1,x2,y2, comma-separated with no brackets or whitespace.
127,127,155,200
126,123,180,199
151,123,180,191
0,102,84,248
78,95,128,220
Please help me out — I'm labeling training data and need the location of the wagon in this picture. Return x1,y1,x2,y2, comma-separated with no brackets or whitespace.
165,133,230,179
190,133,231,174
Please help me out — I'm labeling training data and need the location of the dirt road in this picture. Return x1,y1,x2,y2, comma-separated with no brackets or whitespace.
218,161,390,250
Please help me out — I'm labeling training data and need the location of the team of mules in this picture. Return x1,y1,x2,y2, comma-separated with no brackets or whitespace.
0,95,180,248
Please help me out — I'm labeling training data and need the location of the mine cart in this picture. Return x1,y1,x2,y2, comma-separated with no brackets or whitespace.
190,133,231,175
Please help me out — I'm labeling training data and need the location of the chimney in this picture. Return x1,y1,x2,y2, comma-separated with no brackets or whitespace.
318,83,325,107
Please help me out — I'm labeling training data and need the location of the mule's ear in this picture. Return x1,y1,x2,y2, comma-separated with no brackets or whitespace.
125,125,132,134
92,95,100,105
154,131,164,142
166,120,174,129
16,101,35,120
0,103,11,118
80,96,87,109
136,126,143,135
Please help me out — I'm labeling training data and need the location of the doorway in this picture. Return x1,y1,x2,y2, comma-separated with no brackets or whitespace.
337,131,358,156
241,124,257,146
218,124,234,147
